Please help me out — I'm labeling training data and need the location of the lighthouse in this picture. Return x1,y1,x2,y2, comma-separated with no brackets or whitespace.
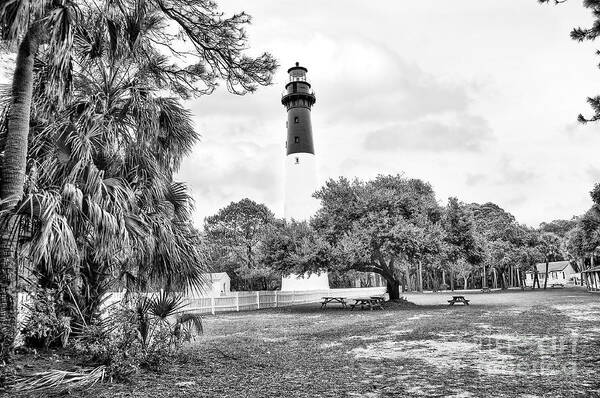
280,62,329,291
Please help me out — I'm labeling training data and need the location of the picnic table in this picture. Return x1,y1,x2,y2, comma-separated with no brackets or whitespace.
481,287,491,293
448,295,470,306
320,296,347,309
550,283,564,288
350,296,385,311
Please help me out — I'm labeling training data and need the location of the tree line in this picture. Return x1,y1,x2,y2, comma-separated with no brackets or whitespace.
204,175,595,300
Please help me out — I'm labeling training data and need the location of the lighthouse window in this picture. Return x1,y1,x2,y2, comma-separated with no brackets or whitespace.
294,136,299,143
294,116,299,123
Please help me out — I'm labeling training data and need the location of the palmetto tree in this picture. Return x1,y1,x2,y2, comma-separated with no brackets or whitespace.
0,0,80,367
0,0,275,368
25,44,207,322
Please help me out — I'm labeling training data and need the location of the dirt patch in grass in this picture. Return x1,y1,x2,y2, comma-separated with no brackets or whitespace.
381,298,419,309
487,305,570,335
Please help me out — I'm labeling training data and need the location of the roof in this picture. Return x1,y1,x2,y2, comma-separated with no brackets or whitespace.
527,261,571,274
204,272,229,282
582,266,600,273
287,62,308,73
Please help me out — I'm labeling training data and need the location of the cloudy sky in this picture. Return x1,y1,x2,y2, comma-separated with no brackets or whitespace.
0,0,590,230
1,3,595,229
178,1,600,229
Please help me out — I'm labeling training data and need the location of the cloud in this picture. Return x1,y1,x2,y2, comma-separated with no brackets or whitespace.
465,173,487,186
563,122,594,142
505,194,528,208
495,157,537,185
185,33,476,127
172,1,600,228
305,36,473,126
176,139,284,224
363,114,493,152
586,165,600,182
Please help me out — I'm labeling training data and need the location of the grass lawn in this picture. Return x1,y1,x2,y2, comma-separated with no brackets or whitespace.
14,288,600,397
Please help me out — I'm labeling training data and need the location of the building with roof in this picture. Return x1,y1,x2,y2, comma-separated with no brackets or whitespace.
524,261,577,287
582,266,600,292
189,272,231,297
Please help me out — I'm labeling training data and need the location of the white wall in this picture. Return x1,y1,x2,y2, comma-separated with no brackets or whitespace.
284,153,319,221
525,265,577,286
281,272,330,291
282,152,329,290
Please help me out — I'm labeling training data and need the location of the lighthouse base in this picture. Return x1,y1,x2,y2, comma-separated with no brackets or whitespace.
281,272,329,291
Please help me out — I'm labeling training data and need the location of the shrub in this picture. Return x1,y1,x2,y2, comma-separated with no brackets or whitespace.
139,321,173,371
20,288,71,349
71,291,203,379
72,306,143,380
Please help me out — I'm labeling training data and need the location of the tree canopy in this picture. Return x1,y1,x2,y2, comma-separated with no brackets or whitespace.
204,199,281,290
280,175,443,299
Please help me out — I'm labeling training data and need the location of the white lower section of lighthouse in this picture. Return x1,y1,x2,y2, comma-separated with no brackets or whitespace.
283,153,319,220
280,152,329,291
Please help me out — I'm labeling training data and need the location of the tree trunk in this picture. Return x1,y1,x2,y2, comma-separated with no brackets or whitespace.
428,271,434,292
404,268,411,293
450,268,455,291
533,269,540,289
0,233,18,367
386,278,401,300
482,263,487,288
543,258,549,290
493,268,497,289
418,260,423,292
1,31,38,206
0,29,39,369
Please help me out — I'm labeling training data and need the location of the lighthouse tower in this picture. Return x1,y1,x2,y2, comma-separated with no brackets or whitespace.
280,62,329,291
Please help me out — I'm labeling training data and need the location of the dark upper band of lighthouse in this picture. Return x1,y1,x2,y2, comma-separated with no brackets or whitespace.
283,62,315,155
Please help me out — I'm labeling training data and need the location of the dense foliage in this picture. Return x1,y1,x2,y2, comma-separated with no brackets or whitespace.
204,199,281,290
0,0,276,378
218,175,590,298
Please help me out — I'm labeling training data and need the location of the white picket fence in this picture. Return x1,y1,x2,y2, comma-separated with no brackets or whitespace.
103,287,388,315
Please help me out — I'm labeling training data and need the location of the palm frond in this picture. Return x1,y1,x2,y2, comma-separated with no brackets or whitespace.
149,290,186,320
0,0,53,44
12,365,106,394
164,181,193,221
176,312,203,335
